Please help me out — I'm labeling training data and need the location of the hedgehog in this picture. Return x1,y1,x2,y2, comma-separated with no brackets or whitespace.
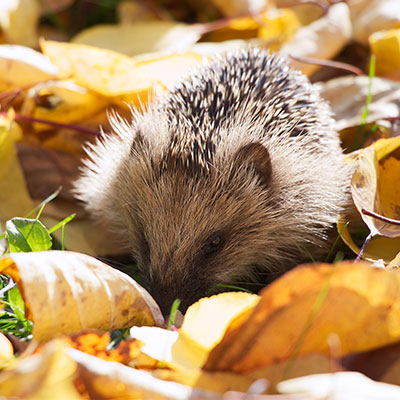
75,49,352,315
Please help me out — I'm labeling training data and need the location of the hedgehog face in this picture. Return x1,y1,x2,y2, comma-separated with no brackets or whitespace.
123,142,279,315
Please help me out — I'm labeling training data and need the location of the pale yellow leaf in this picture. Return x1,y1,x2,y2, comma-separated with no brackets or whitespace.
40,40,204,108
281,2,351,76
21,80,108,131
130,293,259,371
278,372,400,399
0,0,39,47
0,251,164,342
350,0,400,45
0,332,13,362
0,45,58,92
319,75,400,133
0,340,82,399
72,21,201,57
0,115,33,224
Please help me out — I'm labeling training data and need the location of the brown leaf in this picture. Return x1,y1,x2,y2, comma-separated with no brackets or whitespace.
205,262,400,373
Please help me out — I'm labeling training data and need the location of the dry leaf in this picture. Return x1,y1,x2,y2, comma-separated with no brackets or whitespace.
0,333,13,362
344,341,400,386
178,292,259,366
0,0,39,47
206,8,299,50
64,331,144,365
338,219,400,264
130,293,259,371
0,338,221,399
277,371,400,399
205,262,400,373
0,251,164,342
20,80,108,131
281,2,351,76
0,45,58,93
369,29,400,76
0,340,82,399
17,143,81,201
318,75,400,132
72,21,202,57
40,40,204,108
349,0,400,45
351,137,400,238
0,115,33,224
68,347,220,400
211,0,267,17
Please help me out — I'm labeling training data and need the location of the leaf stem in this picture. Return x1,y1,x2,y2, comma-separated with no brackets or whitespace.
288,55,364,76
355,232,374,261
0,112,101,136
362,208,400,226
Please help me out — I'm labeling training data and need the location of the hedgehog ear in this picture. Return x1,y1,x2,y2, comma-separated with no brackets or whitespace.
232,142,272,187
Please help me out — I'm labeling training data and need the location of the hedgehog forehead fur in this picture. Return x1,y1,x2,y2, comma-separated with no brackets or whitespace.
75,48,352,314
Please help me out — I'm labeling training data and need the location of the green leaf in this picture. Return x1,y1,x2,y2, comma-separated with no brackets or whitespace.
6,218,52,252
7,285,25,321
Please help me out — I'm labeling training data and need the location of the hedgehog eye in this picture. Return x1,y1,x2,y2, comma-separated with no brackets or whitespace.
209,235,221,248
202,234,223,255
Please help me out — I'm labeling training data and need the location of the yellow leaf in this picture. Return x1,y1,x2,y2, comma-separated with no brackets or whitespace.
129,293,259,371
0,115,33,223
0,332,13,362
337,219,400,264
205,262,400,373
0,340,81,399
40,40,204,108
206,8,299,50
180,292,259,354
0,45,58,92
351,0,400,45
72,21,201,57
0,251,164,342
351,137,400,239
258,8,300,51
370,29,400,76
20,80,108,131
0,0,39,47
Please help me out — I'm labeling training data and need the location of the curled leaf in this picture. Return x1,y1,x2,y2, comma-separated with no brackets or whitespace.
0,251,164,342
351,137,400,238
205,262,400,373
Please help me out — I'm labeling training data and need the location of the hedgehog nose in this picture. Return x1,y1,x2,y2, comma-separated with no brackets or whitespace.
149,283,179,319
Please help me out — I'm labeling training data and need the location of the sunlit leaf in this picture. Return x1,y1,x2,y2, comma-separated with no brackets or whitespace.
21,80,108,131
0,0,40,47
6,218,52,252
0,251,164,342
72,21,201,56
40,40,204,108
0,45,58,92
0,333,13,362
351,137,400,238
205,262,400,373
0,115,33,224
281,2,351,76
